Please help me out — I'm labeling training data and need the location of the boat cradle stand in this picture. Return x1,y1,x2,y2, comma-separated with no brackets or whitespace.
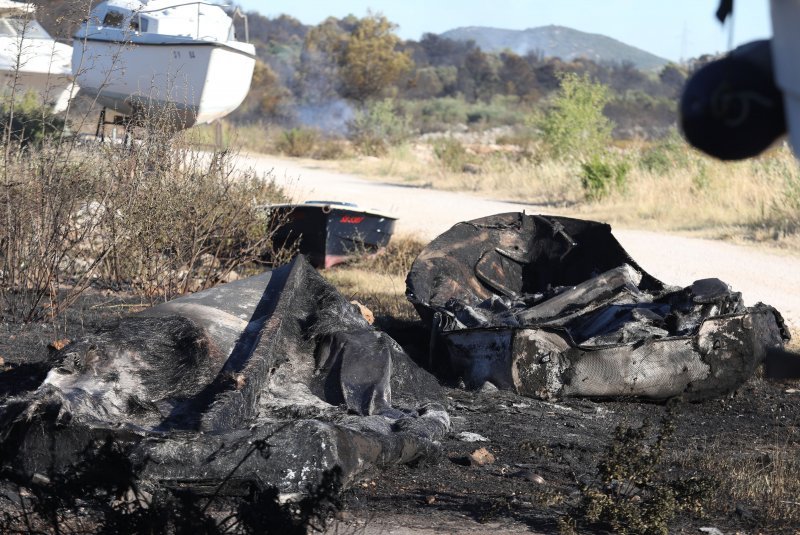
95,107,134,145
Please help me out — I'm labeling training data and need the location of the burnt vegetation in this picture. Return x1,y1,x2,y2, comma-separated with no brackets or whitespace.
0,436,343,534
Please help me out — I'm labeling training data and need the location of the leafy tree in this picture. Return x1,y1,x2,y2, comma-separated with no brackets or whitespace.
458,48,498,102
338,14,413,102
658,63,688,98
295,17,348,103
499,51,540,101
540,72,613,160
406,67,445,99
607,61,649,94
418,33,476,67
532,59,565,92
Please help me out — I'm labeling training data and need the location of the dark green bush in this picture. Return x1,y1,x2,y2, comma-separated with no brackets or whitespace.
579,155,630,201
0,100,65,146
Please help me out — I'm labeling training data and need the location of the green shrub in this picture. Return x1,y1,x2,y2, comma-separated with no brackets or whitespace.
276,127,319,157
465,95,525,127
580,155,630,201
348,99,410,156
0,92,65,146
638,131,691,174
416,97,469,130
432,137,469,172
540,72,614,160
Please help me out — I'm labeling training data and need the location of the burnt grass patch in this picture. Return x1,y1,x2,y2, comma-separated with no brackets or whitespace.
2,288,800,534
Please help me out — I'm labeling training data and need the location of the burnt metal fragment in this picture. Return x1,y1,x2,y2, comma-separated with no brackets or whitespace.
406,213,789,401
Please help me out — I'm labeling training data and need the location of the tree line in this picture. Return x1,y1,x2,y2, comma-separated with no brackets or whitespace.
32,2,698,138
232,10,694,138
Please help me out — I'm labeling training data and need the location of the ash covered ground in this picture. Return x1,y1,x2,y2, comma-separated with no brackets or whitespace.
1,289,798,534
334,319,800,534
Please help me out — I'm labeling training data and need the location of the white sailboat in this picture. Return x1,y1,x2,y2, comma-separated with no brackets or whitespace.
72,0,256,130
0,1,75,113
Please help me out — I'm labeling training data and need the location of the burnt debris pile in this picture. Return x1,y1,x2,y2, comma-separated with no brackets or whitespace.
406,213,790,401
0,256,448,496
0,212,793,513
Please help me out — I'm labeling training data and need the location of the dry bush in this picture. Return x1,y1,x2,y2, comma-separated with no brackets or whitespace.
347,235,425,277
276,127,319,157
579,410,712,535
96,136,289,300
261,127,350,160
1,141,107,322
0,120,289,322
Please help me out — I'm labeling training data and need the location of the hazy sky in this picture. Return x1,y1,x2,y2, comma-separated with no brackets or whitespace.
233,0,772,63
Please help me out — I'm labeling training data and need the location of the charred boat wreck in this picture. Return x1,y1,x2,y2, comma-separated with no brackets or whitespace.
406,213,790,401
0,256,448,495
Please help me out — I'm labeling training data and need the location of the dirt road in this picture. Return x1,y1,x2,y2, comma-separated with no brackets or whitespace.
241,153,800,333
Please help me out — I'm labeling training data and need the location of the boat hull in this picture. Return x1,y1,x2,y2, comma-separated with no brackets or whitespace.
0,69,74,112
0,37,74,112
72,38,255,129
268,204,397,269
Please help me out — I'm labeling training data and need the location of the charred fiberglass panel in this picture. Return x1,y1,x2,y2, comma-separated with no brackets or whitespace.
0,256,448,495
406,213,789,401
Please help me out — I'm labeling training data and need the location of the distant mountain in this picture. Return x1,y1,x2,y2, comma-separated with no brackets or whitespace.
440,25,669,71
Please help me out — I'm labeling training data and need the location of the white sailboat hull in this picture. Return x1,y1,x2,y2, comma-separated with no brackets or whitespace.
73,38,255,129
0,37,75,113
0,69,74,112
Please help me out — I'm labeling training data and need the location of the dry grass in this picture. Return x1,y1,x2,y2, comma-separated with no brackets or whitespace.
186,122,282,154
335,139,800,251
321,236,426,321
0,122,289,322
669,426,800,529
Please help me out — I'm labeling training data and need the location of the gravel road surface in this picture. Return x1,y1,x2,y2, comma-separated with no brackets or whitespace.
242,153,800,333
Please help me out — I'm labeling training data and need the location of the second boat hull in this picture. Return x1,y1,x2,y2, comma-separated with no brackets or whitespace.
0,36,75,112
0,69,74,112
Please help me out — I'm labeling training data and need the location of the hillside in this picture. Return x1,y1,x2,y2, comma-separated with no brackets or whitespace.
440,24,669,71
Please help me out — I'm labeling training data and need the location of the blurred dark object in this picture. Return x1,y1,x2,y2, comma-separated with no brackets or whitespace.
680,40,786,160
765,347,800,379
716,0,734,23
